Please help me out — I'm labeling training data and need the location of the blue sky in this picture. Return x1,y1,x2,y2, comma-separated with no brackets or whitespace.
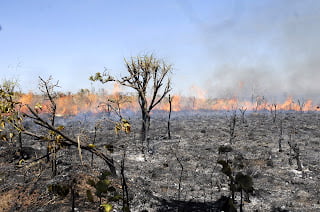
1,0,320,100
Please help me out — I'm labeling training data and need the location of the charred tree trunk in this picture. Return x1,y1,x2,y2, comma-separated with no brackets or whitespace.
140,94,151,148
142,112,151,148
51,145,57,177
91,125,98,167
140,94,149,142
278,120,283,152
293,145,303,171
18,131,22,151
141,110,146,141
272,104,277,123
176,156,183,201
167,95,172,139
239,107,246,124
71,178,76,212
121,151,130,211
287,127,302,171
230,178,235,203
229,112,237,144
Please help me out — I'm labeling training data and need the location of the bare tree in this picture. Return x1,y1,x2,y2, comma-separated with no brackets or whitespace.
297,99,305,112
288,123,303,171
90,54,172,145
38,76,60,176
269,103,277,123
255,95,266,111
239,106,247,124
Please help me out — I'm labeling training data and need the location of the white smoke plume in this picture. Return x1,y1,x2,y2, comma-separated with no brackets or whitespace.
178,0,320,102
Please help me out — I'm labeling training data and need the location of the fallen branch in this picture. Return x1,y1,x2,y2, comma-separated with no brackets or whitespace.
22,105,117,176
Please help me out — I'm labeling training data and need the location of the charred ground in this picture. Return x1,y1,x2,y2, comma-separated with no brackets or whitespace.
0,110,319,211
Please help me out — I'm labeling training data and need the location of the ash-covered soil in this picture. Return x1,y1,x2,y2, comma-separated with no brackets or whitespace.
0,111,320,211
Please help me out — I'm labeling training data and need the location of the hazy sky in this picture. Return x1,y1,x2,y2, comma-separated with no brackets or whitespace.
1,0,320,100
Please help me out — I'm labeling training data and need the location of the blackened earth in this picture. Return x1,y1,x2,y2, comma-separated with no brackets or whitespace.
0,110,319,211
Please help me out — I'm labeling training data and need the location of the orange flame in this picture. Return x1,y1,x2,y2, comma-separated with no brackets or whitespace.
17,89,319,116
158,95,182,111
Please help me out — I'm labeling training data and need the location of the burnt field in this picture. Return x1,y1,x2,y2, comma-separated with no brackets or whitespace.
0,110,320,212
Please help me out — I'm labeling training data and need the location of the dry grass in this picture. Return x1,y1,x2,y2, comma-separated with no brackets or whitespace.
0,189,16,212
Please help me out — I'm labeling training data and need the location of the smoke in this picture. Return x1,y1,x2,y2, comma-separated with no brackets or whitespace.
280,6,320,100
206,64,282,100
179,0,320,102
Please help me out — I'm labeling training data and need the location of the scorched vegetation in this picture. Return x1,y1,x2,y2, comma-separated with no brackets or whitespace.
0,56,320,211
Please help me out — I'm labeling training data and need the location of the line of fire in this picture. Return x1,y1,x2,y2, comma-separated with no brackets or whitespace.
18,83,320,117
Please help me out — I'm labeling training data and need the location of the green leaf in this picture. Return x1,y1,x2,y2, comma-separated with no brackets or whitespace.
103,179,111,186
88,143,96,148
100,203,113,212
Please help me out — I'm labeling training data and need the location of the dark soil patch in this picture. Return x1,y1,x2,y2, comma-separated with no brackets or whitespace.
0,111,320,211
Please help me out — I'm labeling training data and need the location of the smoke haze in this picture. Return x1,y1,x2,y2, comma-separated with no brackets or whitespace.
179,0,320,101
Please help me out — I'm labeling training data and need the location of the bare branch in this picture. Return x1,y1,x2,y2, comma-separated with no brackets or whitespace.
22,104,117,176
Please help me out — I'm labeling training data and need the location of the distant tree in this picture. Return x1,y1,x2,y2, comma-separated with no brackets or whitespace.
239,106,247,124
269,103,277,123
90,54,172,145
297,99,305,112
